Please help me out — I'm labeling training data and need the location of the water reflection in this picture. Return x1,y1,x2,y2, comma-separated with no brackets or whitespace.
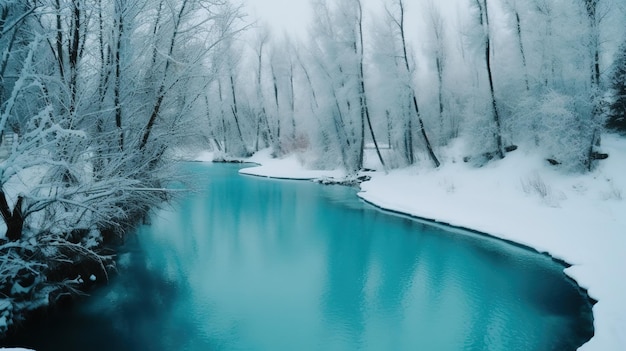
3,163,593,351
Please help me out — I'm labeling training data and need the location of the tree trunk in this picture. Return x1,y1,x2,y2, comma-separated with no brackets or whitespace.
513,10,529,91
356,0,386,172
140,88,165,150
436,55,444,136
204,95,222,152
254,38,272,150
271,63,281,154
413,96,440,167
395,0,440,167
405,103,414,164
218,79,228,153
54,0,65,81
328,85,352,171
429,4,446,140
68,0,81,117
140,0,188,151
477,0,504,159
229,74,247,155
289,61,297,144
114,1,124,150
0,191,24,241
584,0,602,171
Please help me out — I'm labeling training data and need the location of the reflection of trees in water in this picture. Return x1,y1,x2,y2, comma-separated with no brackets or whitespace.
443,230,594,350
320,205,593,350
319,209,462,347
118,236,193,350
319,207,424,345
321,208,369,341
369,216,424,314
2,234,188,351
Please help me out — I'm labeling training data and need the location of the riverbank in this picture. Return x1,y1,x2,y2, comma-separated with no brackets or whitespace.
194,135,626,351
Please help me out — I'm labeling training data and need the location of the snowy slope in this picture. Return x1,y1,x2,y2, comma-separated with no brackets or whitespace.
214,134,626,351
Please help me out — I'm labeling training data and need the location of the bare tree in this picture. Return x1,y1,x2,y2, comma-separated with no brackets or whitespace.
503,0,530,91
473,0,504,159
386,0,440,167
0,0,249,334
427,1,447,140
306,0,361,172
354,0,386,171
583,0,604,170
252,27,273,151
269,45,283,154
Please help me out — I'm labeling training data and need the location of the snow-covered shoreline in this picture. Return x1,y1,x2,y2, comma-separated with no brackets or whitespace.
194,135,626,351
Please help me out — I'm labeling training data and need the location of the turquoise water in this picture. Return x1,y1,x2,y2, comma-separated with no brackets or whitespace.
5,163,593,350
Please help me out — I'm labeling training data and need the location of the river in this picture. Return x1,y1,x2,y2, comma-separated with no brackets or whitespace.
4,162,594,350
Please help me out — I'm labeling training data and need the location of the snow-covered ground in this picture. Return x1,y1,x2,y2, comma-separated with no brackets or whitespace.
195,149,346,180
193,134,626,351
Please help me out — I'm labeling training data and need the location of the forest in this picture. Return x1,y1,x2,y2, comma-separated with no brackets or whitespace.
0,0,625,336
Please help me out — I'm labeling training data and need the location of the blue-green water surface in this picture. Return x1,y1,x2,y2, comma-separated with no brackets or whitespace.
5,163,593,350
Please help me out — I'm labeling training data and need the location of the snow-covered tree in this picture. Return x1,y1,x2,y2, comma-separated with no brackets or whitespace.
607,39,626,132
0,0,247,334
382,0,440,167
471,0,504,159
306,0,364,172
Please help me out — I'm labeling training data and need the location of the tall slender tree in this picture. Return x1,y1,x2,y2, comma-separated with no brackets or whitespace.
427,1,447,141
474,0,504,159
583,0,604,170
503,0,530,91
354,0,386,171
387,0,440,167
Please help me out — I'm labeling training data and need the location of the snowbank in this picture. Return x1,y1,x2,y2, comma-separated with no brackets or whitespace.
239,149,346,180
358,137,626,351
201,135,626,351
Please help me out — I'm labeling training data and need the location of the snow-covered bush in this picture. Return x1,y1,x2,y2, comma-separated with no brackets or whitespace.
460,101,504,166
512,91,597,171
0,4,179,335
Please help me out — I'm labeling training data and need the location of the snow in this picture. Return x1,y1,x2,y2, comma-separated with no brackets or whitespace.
240,149,346,180
192,150,216,163
195,135,626,351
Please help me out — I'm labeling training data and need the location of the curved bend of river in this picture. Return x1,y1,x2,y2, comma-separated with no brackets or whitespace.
5,163,593,350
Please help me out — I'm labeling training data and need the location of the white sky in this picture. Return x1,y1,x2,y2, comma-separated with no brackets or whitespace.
245,0,463,43
247,0,314,39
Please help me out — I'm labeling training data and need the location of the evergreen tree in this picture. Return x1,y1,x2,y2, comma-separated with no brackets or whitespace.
607,39,626,133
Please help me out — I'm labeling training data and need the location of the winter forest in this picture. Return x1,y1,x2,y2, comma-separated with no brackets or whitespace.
1,0,626,339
